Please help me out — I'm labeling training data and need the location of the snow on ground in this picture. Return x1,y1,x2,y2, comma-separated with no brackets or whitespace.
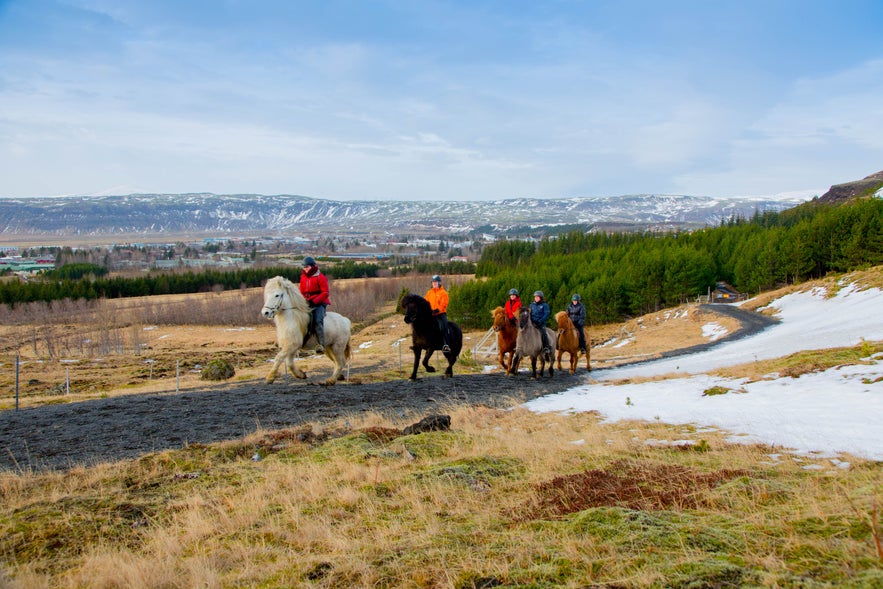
524,282,883,461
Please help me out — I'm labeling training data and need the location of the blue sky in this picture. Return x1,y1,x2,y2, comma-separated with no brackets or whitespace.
1,0,882,201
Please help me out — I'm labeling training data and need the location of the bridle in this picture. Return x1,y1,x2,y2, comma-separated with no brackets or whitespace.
261,287,294,318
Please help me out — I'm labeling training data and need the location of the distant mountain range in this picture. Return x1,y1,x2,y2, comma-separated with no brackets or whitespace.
0,192,816,239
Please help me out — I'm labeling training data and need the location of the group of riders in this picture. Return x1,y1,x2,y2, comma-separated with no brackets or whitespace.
298,256,587,358
503,287,588,357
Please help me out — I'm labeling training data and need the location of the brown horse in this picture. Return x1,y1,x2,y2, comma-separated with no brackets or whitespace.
555,311,590,374
491,306,518,372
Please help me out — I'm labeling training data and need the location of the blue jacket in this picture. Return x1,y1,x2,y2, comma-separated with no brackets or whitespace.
567,302,586,326
529,300,550,326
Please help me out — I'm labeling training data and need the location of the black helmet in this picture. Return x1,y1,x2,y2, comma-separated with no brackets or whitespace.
432,274,441,283
571,294,581,301
509,288,519,296
302,256,316,267
533,290,544,299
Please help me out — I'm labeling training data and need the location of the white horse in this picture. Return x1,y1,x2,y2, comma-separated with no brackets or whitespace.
260,276,352,386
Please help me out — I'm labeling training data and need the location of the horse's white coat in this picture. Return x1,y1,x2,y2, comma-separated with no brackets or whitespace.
261,276,352,386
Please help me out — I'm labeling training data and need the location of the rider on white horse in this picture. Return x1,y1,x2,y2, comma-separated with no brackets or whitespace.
299,256,329,353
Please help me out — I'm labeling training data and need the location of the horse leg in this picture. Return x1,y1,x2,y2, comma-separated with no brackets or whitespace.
409,348,422,380
266,350,286,383
422,349,437,373
507,352,520,375
556,347,564,371
530,356,538,379
321,344,343,386
285,352,306,379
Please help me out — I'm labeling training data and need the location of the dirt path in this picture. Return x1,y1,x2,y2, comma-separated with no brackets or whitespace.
0,304,776,472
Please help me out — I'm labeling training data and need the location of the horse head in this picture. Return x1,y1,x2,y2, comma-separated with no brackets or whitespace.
555,311,573,330
401,293,427,325
492,307,508,332
517,307,531,330
261,276,308,319
261,277,287,319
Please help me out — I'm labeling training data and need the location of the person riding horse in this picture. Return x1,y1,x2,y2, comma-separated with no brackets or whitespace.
425,275,451,352
299,256,329,354
504,288,521,326
567,293,587,354
530,290,552,360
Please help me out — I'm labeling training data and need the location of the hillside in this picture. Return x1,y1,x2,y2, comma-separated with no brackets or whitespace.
816,169,883,203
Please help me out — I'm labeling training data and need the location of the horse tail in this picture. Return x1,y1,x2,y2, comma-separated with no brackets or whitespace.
344,340,352,361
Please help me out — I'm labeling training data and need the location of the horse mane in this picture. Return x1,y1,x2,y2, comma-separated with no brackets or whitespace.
401,293,429,310
555,310,574,329
269,276,311,313
492,306,505,319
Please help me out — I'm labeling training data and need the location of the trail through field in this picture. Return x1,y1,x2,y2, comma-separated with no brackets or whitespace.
0,304,772,472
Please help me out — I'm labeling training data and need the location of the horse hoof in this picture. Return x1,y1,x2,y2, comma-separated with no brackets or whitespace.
425,366,436,373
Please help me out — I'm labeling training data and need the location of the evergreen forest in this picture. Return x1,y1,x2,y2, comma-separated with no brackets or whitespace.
447,197,883,328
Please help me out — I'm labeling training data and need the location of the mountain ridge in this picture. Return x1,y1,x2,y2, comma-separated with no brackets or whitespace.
0,192,812,238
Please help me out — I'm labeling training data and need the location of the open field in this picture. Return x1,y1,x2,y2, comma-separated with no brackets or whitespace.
1,274,881,587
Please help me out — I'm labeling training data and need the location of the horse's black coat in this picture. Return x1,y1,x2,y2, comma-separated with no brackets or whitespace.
401,293,463,380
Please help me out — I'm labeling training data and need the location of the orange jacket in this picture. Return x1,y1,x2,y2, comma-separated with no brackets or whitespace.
425,285,449,314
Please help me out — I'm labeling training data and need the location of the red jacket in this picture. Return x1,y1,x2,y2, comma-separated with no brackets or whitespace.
504,296,522,320
299,267,330,306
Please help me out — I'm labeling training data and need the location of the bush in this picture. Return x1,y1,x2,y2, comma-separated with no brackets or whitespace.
201,359,235,381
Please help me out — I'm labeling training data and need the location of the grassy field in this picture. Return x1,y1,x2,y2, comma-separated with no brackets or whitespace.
1,273,882,587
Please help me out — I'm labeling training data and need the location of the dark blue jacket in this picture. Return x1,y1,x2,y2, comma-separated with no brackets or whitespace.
567,302,586,326
529,300,550,326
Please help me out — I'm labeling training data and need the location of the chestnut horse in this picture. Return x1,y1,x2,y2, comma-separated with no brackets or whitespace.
491,306,518,373
555,311,590,374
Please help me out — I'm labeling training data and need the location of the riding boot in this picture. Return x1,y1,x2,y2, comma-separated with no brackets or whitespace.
538,323,551,359
313,304,326,354
437,315,451,352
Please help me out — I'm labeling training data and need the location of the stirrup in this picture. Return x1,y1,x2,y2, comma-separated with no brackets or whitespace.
442,344,451,352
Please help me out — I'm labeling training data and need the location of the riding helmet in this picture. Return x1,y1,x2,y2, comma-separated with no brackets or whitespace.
431,274,441,283
533,290,544,299
571,294,581,301
302,256,316,267
509,288,519,295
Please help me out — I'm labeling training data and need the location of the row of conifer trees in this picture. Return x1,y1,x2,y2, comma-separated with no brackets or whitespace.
447,197,883,328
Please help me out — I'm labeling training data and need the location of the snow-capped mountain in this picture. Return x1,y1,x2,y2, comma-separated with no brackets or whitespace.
0,192,812,237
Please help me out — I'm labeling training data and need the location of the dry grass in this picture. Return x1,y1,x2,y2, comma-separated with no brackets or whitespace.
1,406,881,588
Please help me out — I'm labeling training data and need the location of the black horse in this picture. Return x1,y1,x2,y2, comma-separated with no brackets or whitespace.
401,293,463,380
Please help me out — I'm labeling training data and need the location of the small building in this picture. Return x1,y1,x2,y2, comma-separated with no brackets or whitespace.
712,281,745,303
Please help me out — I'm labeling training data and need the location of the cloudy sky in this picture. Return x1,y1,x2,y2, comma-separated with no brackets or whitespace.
1,1,882,201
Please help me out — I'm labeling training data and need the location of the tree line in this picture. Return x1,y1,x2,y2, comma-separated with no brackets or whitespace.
0,263,380,306
448,197,883,328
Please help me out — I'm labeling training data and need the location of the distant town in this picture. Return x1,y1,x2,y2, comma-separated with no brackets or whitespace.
0,230,489,279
